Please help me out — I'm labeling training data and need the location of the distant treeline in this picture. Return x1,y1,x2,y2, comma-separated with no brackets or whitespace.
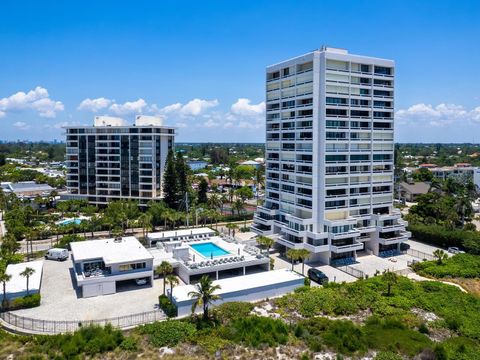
0,142,66,162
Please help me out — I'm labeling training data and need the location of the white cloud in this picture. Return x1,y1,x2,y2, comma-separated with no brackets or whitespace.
181,98,218,116
13,121,30,130
78,97,112,112
230,98,265,116
109,98,148,115
396,103,480,127
0,86,64,118
154,98,219,117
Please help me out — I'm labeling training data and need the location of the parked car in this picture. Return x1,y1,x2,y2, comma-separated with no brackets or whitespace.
135,278,148,286
45,248,69,261
447,247,463,254
307,268,329,285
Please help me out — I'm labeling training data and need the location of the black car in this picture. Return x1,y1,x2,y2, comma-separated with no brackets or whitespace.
308,268,329,285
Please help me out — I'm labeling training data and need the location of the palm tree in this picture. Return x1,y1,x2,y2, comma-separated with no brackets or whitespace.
257,236,274,256
382,270,398,296
208,193,223,213
0,270,11,308
454,193,472,227
226,223,238,238
286,248,300,271
188,275,221,321
296,249,311,275
433,249,448,265
156,261,173,295
166,274,179,300
138,213,153,239
20,267,35,296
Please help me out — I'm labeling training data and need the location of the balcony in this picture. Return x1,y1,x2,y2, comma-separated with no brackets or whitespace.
256,206,279,216
377,223,406,233
330,229,361,240
304,242,330,253
277,235,304,250
330,241,364,253
250,224,274,236
378,231,411,245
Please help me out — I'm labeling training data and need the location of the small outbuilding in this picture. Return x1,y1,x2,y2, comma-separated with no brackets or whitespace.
70,237,154,298
170,269,304,317
5,261,44,300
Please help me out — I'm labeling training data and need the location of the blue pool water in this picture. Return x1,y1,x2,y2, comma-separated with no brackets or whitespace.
190,242,230,257
58,218,82,226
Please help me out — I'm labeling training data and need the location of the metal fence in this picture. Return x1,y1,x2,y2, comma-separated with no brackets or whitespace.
0,309,165,335
406,248,435,261
338,265,366,279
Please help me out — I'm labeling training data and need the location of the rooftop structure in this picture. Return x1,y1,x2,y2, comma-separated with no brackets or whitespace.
147,227,215,247
5,261,43,300
147,228,270,284
399,182,431,202
64,115,175,206
253,46,408,264
1,181,54,197
71,237,154,297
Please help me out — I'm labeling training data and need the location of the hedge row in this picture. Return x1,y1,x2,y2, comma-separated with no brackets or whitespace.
7,294,41,310
159,294,177,318
408,224,480,255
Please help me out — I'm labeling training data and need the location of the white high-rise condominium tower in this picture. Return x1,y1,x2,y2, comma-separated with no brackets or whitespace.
252,46,409,265
64,115,175,207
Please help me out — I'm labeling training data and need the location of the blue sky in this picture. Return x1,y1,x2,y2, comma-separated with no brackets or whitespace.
0,0,479,142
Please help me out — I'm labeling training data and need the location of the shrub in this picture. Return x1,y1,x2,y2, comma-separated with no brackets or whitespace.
364,316,432,357
413,253,480,278
141,320,196,347
296,317,367,355
418,323,429,334
214,301,253,325
120,336,138,351
304,277,311,287
221,315,289,348
9,294,41,310
33,324,124,357
158,294,177,318
408,224,480,254
374,352,403,360
58,234,85,249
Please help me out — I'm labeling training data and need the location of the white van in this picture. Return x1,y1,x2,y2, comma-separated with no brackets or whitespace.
45,248,69,261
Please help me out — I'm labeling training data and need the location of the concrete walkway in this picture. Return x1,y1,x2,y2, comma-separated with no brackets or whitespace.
407,272,467,293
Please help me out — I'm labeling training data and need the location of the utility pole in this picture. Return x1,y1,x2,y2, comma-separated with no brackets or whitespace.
185,192,189,228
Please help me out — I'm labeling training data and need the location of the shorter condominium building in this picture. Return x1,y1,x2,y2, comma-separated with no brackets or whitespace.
64,115,175,206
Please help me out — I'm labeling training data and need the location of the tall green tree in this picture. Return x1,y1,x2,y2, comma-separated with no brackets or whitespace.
163,150,179,209
156,261,173,295
188,275,221,321
0,270,11,308
197,178,209,204
286,248,300,271
382,270,398,296
176,152,189,198
20,267,35,296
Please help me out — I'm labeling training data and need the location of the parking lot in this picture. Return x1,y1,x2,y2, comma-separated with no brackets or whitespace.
349,254,416,277
11,255,181,321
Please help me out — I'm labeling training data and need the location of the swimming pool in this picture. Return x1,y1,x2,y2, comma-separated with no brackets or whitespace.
190,242,230,257
58,218,82,226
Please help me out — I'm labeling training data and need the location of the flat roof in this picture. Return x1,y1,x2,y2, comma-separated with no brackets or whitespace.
171,269,303,303
6,261,43,298
70,237,153,265
147,227,215,240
